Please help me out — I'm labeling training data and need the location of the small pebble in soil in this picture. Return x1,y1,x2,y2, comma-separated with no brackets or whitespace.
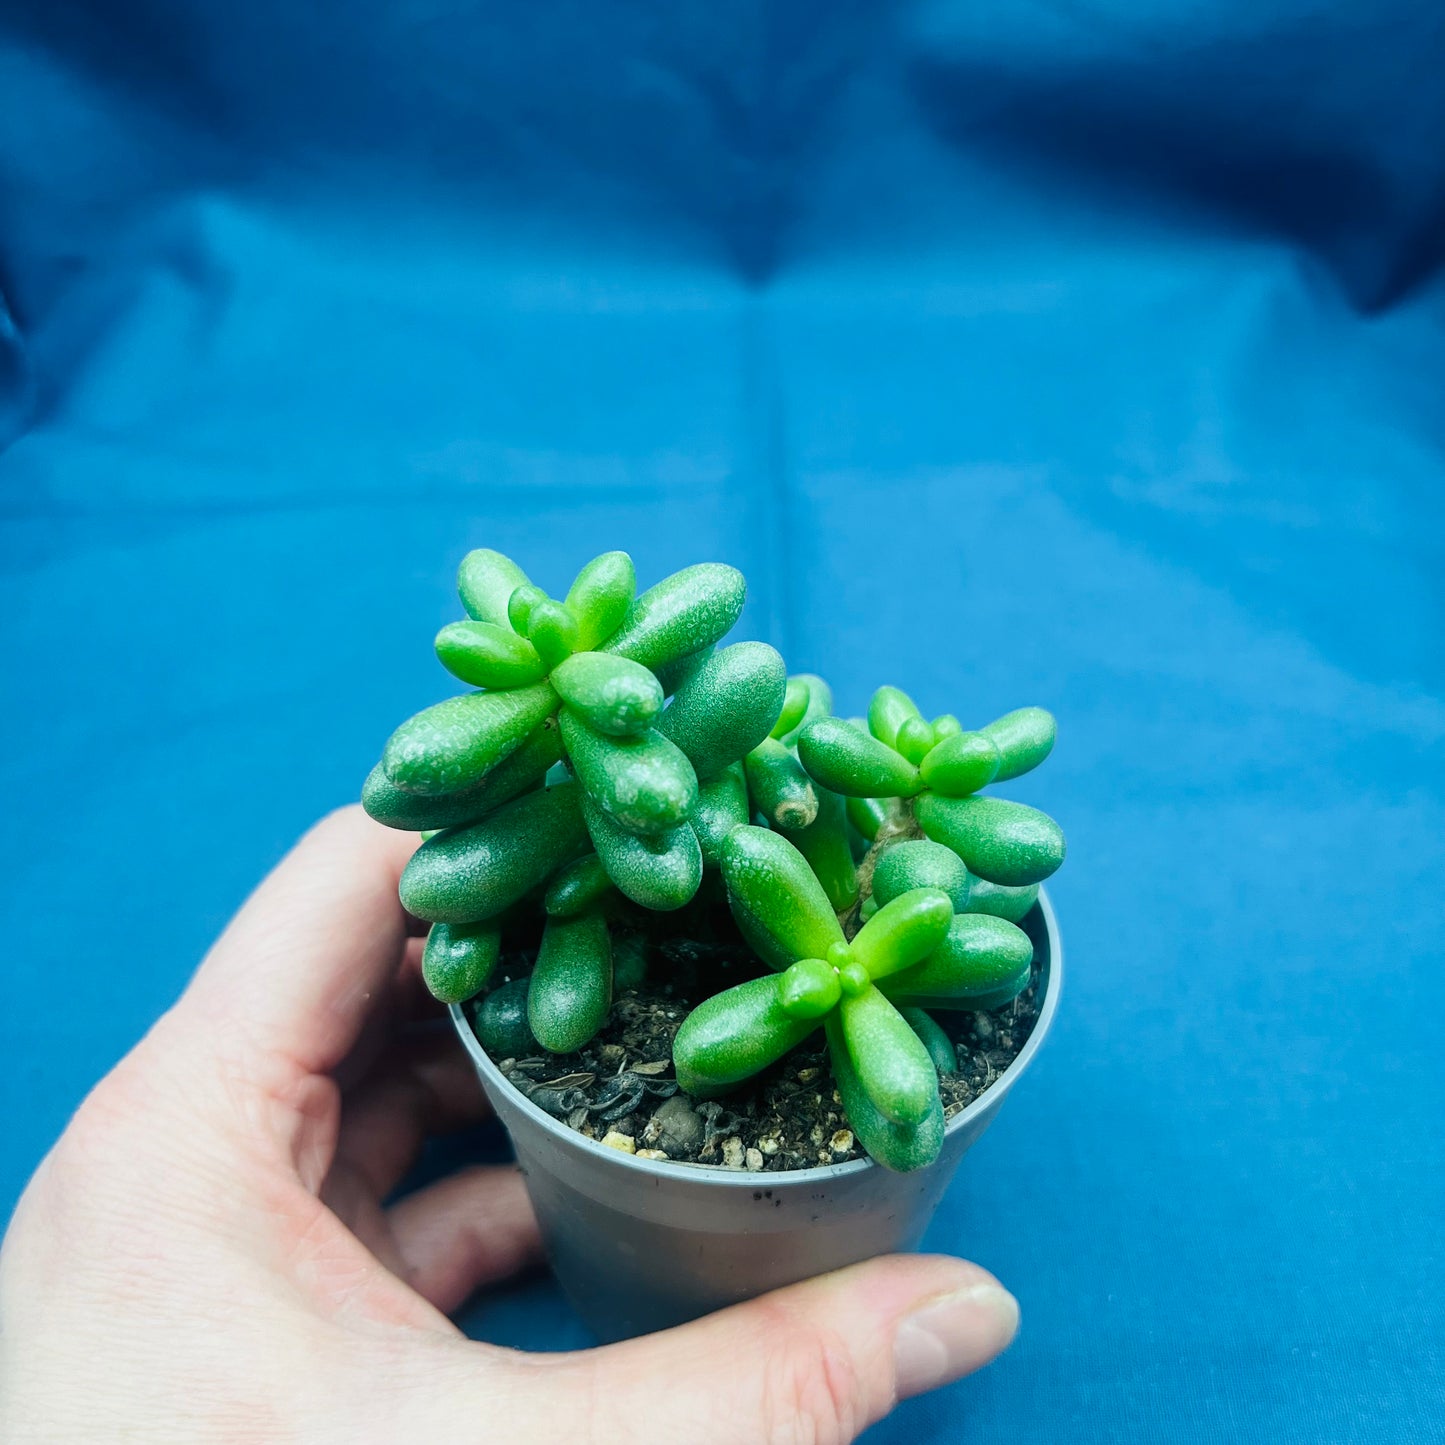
830,1130,855,1154
637,1149,669,1161
649,1094,705,1154
721,1137,745,1169
745,1147,764,1171
600,1130,636,1153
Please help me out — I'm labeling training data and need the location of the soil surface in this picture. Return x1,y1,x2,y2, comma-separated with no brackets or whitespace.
466,900,1045,1172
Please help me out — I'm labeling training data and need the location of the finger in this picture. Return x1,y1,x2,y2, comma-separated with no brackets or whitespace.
333,1031,491,1198
571,1254,1017,1445
338,938,445,1089
329,939,435,1093
387,1166,543,1314
320,1158,411,1282
181,806,420,1075
396,936,457,1025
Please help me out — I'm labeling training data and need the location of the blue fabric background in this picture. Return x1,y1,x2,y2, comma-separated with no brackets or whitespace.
2,3,1442,1439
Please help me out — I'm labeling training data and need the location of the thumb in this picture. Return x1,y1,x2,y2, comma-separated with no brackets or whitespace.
582,1254,1018,1445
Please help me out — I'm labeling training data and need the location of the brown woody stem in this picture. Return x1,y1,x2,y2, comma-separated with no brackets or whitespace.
841,799,922,938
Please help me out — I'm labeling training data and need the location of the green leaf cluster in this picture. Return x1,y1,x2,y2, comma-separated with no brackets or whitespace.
364,550,1064,1172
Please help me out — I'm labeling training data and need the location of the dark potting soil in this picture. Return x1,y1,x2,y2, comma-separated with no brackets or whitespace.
467,898,1045,1173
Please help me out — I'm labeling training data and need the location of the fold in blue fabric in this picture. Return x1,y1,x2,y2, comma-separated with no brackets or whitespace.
0,4,1441,1440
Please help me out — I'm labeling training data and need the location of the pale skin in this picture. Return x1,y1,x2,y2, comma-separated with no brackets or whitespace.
0,807,1019,1444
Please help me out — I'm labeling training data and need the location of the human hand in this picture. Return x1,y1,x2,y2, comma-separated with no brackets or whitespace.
0,807,1019,1444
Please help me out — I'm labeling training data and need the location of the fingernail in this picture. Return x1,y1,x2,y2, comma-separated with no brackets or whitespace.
893,1283,1020,1399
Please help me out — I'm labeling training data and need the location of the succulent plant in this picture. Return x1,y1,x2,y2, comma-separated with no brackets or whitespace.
741,674,861,914
796,691,1065,887
671,827,957,1169
670,823,1040,1171
366,548,748,813
365,549,1065,1173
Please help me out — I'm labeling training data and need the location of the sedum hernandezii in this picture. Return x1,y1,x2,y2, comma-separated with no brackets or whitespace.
364,550,1064,1171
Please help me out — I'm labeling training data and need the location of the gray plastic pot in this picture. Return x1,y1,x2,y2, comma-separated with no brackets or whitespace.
450,888,1061,1343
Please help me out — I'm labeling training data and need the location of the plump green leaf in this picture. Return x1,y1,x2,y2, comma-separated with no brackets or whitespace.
851,888,955,979
382,681,559,797
612,931,649,991
560,709,699,835
831,943,872,998
962,878,1040,923
744,737,819,829
879,913,1034,1007
796,717,922,799
582,793,703,910
507,583,548,635
825,1015,944,1173
361,716,562,830
719,825,843,965
728,892,799,973
838,986,940,1127
895,716,936,765
655,641,787,781
672,974,819,1096
867,686,921,750
529,912,613,1054
979,707,1058,782
551,652,664,736
422,921,502,1004
544,852,617,918
931,714,963,742
871,839,971,911
899,1007,958,1075
918,730,1001,797
565,551,636,652
653,644,713,697
779,958,843,1019
602,563,746,673
770,676,811,740
458,549,530,626
399,781,588,922
689,762,751,867
472,977,537,1058
772,673,833,745
784,784,859,912
434,621,548,690
525,599,580,670
915,793,1066,885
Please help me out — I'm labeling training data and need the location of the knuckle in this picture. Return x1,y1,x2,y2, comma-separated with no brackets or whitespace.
48,1024,219,1187
29,1073,153,1234
757,1307,865,1445
60,1058,154,1161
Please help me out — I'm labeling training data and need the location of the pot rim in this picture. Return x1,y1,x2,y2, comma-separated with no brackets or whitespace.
449,885,1062,1188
